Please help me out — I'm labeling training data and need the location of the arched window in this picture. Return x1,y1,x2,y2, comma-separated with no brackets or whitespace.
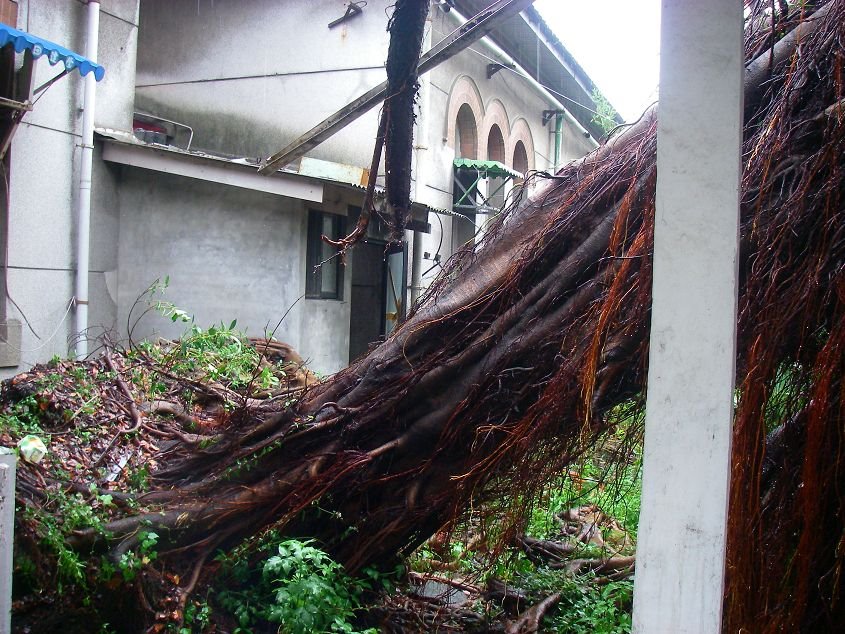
487,125,506,208
486,125,505,163
455,103,478,159
513,141,529,180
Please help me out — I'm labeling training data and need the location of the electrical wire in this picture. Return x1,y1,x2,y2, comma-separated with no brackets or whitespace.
4,297,74,353
1,159,42,339
461,41,654,126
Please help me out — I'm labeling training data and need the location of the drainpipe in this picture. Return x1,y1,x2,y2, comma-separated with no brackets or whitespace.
74,0,99,358
553,112,563,172
410,230,424,306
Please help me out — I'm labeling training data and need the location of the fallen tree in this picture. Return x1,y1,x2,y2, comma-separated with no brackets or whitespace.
7,1,845,631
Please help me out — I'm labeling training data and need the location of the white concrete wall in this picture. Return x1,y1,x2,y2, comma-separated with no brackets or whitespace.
631,1,743,631
133,1,597,293
97,0,141,131
1,0,139,378
1,0,598,376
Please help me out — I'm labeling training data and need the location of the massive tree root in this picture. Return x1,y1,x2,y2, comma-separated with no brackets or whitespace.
9,1,845,631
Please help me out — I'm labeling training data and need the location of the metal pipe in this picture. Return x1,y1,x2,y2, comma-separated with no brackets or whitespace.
73,0,100,358
410,230,424,305
553,112,563,171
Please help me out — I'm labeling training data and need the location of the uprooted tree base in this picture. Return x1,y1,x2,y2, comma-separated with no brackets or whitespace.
6,344,637,633
7,1,845,631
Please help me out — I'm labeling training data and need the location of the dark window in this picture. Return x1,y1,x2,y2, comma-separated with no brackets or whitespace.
455,103,478,159
486,125,506,209
513,141,529,180
306,210,345,299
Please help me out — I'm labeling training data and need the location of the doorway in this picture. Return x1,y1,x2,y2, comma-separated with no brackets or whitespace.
348,220,407,362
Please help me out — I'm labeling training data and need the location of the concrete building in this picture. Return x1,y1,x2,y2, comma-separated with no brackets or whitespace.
0,0,608,377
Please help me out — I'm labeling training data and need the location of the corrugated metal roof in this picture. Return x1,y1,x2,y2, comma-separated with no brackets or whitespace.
453,158,522,179
0,22,105,80
95,128,439,232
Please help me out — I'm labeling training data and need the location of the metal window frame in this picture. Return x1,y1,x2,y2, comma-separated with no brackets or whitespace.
305,210,346,300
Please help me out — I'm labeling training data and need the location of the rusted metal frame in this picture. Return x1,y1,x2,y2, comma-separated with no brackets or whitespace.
328,1,365,29
0,49,36,161
0,96,31,112
258,0,537,175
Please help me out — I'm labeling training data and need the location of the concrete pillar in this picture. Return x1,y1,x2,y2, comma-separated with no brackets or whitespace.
631,1,744,632
0,450,15,634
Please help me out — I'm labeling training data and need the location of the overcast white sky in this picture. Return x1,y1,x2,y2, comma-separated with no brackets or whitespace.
534,0,662,122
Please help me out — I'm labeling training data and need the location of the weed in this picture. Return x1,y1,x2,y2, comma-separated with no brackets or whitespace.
0,395,45,436
117,530,159,582
180,599,212,633
216,537,382,634
127,465,151,492
22,487,115,589
523,567,633,633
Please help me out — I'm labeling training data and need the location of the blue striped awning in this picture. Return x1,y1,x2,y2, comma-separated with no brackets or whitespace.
0,22,105,81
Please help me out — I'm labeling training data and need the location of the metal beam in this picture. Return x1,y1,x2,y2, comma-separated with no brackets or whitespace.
258,0,536,175
103,142,324,202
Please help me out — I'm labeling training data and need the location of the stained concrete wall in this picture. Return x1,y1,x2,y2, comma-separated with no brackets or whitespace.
129,0,600,372
1,0,139,379
114,166,351,375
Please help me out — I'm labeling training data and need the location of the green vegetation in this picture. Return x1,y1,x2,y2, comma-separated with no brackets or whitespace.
591,87,621,135
131,322,279,393
20,485,116,590
117,530,159,582
0,395,45,436
528,454,642,542
406,425,642,633
523,568,633,634
1,289,643,632
217,534,386,634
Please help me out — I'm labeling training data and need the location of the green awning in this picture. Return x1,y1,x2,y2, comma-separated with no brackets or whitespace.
453,158,522,179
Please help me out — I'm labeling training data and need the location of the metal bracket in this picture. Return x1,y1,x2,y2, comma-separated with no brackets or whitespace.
0,96,31,112
328,1,366,29
486,62,514,79
542,109,565,126
33,68,70,96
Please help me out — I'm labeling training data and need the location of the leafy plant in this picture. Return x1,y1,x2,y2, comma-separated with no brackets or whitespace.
21,486,116,589
180,599,212,633
591,87,620,135
763,362,809,432
0,395,46,436
217,537,381,634
117,530,159,582
521,567,633,634
133,320,280,394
